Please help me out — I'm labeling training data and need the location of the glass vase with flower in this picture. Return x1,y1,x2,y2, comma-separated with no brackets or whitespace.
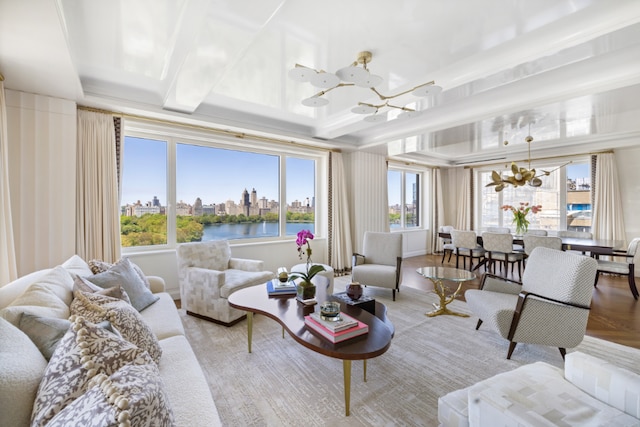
501,202,542,236
289,230,325,301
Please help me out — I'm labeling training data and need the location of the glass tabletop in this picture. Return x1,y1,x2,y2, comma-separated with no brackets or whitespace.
416,266,476,282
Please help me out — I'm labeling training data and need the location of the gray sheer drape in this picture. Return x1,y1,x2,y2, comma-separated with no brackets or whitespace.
76,110,121,262
328,152,353,275
431,168,444,253
0,79,17,285
592,152,626,243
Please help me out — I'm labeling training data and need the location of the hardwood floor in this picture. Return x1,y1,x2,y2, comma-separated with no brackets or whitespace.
401,253,640,350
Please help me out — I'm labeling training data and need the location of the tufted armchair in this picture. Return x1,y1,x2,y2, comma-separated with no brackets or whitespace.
177,240,274,326
465,247,597,360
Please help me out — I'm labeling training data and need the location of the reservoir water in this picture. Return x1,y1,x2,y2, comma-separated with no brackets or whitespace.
201,222,314,241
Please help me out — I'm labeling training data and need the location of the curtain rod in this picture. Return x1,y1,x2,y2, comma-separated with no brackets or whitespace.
77,105,339,153
463,150,614,169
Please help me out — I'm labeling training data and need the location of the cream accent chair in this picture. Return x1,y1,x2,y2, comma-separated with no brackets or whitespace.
465,247,597,359
352,231,403,301
177,240,274,326
595,237,640,300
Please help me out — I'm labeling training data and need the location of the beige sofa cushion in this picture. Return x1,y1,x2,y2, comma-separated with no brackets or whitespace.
159,335,222,427
0,318,48,427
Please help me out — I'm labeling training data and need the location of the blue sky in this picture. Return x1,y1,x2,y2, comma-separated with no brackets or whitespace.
121,137,315,206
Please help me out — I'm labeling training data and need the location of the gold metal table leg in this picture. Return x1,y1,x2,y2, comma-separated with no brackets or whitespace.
426,279,470,317
247,312,253,353
343,360,351,416
363,360,367,382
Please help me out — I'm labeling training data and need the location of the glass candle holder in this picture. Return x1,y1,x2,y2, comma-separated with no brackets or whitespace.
320,301,341,321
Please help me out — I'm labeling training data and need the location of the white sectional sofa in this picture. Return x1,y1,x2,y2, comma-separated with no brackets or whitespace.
0,255,221,427
438,351,640,426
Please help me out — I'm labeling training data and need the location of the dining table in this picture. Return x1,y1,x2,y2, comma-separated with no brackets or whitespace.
438,231,626,272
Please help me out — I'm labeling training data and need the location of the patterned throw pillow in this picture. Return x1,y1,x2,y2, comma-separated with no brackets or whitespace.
70,291,162,364
46,363,175,427
89,258,151,289
30,316,156,427
72,274,131,305
85,258,159,311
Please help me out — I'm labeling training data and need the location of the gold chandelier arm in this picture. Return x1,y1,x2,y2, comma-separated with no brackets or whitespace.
357,101,387,109
369,80,436,101
293,63,319,73
385,102,415,112
312,83,355,97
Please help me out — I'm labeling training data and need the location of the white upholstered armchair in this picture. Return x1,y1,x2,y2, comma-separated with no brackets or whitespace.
465,247,597,360
177,240,274,326
352,231,403,301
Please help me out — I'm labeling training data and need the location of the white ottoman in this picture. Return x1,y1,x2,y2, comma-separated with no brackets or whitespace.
291,263,334,295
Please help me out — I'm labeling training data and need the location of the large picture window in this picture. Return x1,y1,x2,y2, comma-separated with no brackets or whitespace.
388,168,421,229
477,159,591,233
120,123,322,249
120,137,168,246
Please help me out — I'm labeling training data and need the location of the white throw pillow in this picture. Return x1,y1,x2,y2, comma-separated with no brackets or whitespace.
0,266,73,325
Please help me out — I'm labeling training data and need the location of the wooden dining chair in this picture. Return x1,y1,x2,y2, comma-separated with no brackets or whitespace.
451,230,485,271
594,237,640,300
439,225,456,264
482,232,525,279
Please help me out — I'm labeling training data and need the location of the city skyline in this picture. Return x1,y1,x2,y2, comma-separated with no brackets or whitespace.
121,137,315,207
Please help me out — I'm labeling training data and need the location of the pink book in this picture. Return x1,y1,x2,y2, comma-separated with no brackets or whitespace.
304,314,369,343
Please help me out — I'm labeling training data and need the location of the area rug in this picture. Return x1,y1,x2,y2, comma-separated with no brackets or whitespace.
179,277,640,427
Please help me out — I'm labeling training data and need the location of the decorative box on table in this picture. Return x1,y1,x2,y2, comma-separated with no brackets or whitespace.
332,292,376,315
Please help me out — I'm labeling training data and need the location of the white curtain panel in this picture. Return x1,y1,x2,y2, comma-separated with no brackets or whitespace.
329,152,353,274
349,151,388,254
592,152,626,243
76,110,121,262
0,81,17,285
431,168,444,253
456,167,472,230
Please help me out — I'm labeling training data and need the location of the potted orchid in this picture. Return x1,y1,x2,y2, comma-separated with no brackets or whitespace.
289,229,325,300
501,202,542,236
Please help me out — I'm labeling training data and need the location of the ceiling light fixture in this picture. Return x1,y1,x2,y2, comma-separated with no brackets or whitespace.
288,51,442,122
485,126,571,192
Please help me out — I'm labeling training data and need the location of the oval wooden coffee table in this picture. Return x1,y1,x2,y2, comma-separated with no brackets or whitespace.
228,276,394,416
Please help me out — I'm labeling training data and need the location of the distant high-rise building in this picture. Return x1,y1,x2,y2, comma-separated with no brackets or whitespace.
193,197,203,216
152,196,161,207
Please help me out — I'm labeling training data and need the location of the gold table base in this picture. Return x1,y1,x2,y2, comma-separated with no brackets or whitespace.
426,278,469,317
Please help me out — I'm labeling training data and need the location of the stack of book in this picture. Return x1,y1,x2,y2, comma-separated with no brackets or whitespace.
266,279,296,296
304,311,368,343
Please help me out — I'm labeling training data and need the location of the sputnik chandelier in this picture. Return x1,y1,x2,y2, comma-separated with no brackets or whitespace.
288,51,442,122
486,127,571,192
